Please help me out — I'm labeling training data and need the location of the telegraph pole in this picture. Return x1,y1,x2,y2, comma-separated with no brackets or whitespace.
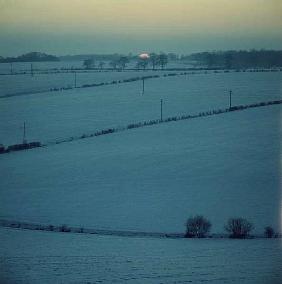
229,90,232,109
23,122,27,144
160,99,163,121
142,77,145,95
31,63,34,77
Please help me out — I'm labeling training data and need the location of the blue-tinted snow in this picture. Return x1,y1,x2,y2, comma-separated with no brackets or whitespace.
0,72,281,145
0,227,281,283
0,105,281,234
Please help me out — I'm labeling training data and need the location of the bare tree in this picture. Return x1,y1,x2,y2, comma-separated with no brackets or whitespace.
136,58,149,70
109,60,118,70
60,224,71,232
150,53,159,70
83,58,95,69
158,53,168,69
135,61,142,70
185,215,211,238
225,218,253,238
118,56,130,70
98,61,105,70
224,52,233,69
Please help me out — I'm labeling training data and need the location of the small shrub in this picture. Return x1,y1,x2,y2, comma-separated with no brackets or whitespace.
264,226,274,238
78,227,84,233
48,225,54,231
225,218,253,239
60,224,71,233
185,215,211,238
11,223,20,228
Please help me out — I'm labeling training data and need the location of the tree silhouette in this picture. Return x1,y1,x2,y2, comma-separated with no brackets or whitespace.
186,50,282,69
118,56,130,70
83,58,95,69
136,58,149,70
150,53,159,70
264,226,274,238
98,61,105,70
109,60,118,70
225,218,253,238
158,53,168,69
185,215,211,238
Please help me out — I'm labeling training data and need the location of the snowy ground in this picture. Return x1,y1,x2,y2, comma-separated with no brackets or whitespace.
0,61,85,73
0,105,281,234
1,69,281,283
0,60,190,74
0,59,191,97
0,227,281,283
0,70,171,98
0,72,281,146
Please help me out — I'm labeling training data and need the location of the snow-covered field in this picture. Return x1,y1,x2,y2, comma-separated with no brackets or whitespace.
0,227,281,283
0,60,190,74
0,69,281,283
0,105,281,234
0,61,85,73
0,70,172,98
0,72,281,146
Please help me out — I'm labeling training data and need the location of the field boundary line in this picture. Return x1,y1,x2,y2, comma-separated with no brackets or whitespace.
1,99,281,154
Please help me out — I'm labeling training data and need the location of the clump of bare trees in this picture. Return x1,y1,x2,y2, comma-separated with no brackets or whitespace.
264,226,275,238
185,215,211,238
135,53,169,70
224,218,253,239
117,56,130,70
184,216,280,239
98,61,105,70
83,58,95,69
136,58,149,70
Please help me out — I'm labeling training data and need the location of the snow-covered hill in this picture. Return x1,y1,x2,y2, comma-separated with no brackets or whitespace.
0,71,281,146
0,105,280,234
1,227,281,283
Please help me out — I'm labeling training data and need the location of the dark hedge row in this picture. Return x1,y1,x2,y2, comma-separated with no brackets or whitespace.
53,99,282,146
1,68,281,99
0,219,182,239
2,99,281,153
0,219,280,240
0,141,41,154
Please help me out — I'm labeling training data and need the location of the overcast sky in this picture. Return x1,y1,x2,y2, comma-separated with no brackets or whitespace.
0,0,282,56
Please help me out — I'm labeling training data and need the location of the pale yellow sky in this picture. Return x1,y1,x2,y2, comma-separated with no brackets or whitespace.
1,0,282,34
0,0,281,55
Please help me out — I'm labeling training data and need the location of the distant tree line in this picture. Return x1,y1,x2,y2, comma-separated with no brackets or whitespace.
135,53,168,70
184,50,282,69
61,52,178,62
83,53,169,70
83,56,130,70
0,52,59,63
0,216,279,239
59,53,122,62
3,50,282,68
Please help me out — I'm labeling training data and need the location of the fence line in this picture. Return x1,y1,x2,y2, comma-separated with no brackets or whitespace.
1,67,281,76
1,219,280,239
49,99,282,147
0,219,183,239
1,99,281,155
1,67,281,99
